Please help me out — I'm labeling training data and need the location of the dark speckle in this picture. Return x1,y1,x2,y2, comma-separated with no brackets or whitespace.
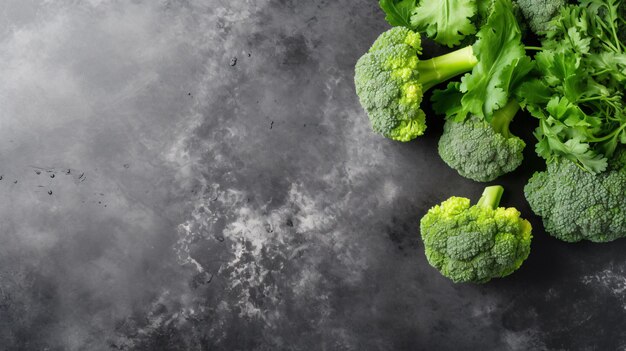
0,175,3,180
123,164,130,169
50,174,55,179
13,180,17,184
66,169,71,175
270,121,274,129
35,170,41,175
230,57,237,66
247,52,251,57
286,219,294,227
48,190,53,195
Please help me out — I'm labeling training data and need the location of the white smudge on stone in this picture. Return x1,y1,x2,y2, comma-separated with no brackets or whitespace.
582,266,626,309
176,182,369,321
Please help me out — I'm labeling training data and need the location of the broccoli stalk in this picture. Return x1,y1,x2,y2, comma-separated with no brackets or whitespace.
354,28,478,141
490,99,521,139
476,185,504,210
420,185,533,283
416,46,478,91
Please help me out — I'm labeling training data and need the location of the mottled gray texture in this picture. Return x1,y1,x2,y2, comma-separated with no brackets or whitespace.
1,1,626,350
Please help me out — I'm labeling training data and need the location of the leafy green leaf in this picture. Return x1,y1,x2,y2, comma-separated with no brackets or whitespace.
599,133,620,158
410,0,477,47
566,26,592,53
476,0,493,20
537,119,608,173
379,0,418,29
525,0,626,171
432,82,465,120
458,0,531,121
588,52,626,85
562,139,608,173
516,80,552,110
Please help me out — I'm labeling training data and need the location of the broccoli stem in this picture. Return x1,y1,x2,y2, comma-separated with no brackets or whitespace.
416,46,478,91
490,99,521,139
476,185,504,210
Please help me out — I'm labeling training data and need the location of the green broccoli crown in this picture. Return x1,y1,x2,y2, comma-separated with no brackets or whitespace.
515,0,566,35
355,27,427,142
420,186,533,283
354,27,477,142
438,100,525,182
524,149,626,243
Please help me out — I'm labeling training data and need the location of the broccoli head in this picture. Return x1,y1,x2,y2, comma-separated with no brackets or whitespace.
354,27,477,141
514,0,566,35
525,149,626,243
420,185,533,283
438,99,526,182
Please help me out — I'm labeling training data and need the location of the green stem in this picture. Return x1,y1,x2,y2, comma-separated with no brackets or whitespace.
605,6,622,53
490,100,520,138
476,186,504,210
577,95,618,103
416,46,478,91
524,46,543,51
586,123,626,142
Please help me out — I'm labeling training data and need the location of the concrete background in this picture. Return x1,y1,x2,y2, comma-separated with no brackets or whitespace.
1,1,626,350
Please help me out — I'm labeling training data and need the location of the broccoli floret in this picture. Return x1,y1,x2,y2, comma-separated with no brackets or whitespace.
354,27,477,141
525,149,626,243
515,0,566,35
438,100,525,182
420,185,533,283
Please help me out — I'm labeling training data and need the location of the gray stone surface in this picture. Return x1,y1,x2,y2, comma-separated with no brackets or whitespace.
1,1,626,350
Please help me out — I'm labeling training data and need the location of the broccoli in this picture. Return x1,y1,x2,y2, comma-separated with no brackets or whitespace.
354,27,477,141
438,99,526,182
525,148,626,243
512,0,567,35
420,185,533,283
357,0,531,142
